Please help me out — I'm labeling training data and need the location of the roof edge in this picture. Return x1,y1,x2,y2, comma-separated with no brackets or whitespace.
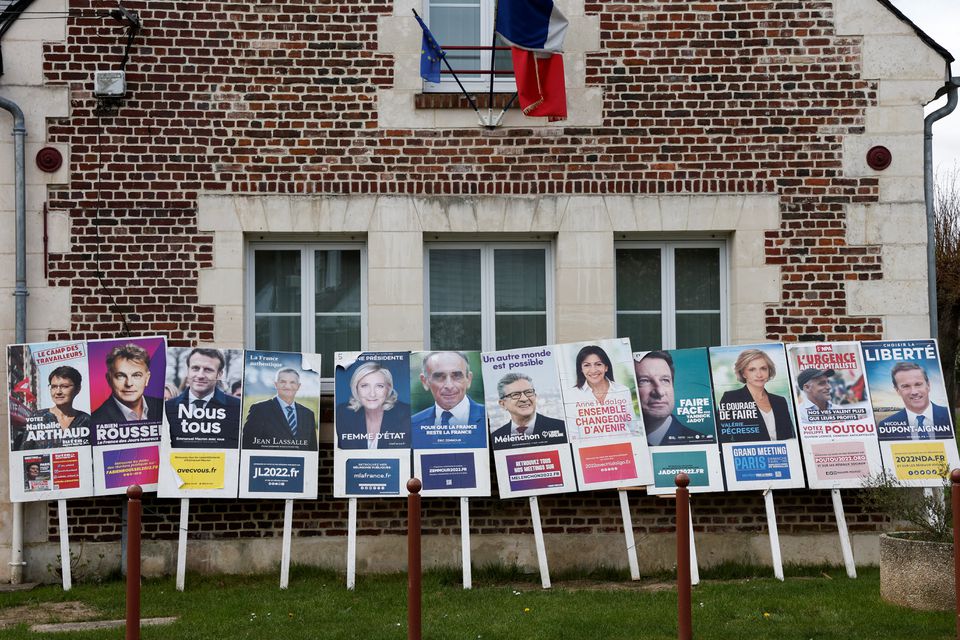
873,0,954,64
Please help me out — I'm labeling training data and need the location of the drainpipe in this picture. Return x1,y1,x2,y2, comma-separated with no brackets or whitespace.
924,75,959,339
0,94,27,585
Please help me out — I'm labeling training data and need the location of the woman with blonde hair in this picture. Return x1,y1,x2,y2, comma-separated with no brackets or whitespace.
718,348,794,442
335,362,410,449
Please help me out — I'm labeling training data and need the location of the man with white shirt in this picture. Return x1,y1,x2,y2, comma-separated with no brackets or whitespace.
91,343,163,425
878,362,952,440
411,351,485,429
635,351,705,446
490,372,566,450
796,367,835,423
165,348,241,448
242,367,317,451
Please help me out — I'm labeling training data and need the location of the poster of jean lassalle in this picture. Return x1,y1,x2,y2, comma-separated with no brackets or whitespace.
862,339,960,487
332,352,412,499
238,351,321,500
555,338,654,491
6,340,94,502
785,342,884,490
409,351,490,498
708,343,805,491
88,336,167,496
635,348,725,495
480,345,577,499
158,347,244,498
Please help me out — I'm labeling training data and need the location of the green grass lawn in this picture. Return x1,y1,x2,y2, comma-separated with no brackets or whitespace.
0,565,953,639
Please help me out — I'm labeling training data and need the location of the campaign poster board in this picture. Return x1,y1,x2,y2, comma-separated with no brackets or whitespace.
862,340,960,486
785,342,884,489
238,351,321,499
556,339,653,491
708,343,805,491
333,352,412,498
409,351,490,497
6,341,94,502
159,347,244,498
635,348,724,495
480,345,576,498
88,336,166,496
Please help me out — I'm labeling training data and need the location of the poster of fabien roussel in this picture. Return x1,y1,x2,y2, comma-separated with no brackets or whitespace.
87,336,167,496
409,351,490,498
238,350,321,499
785,342,884,490
862,339,960,487
635,348,724,495
333,352,412,498
159,347,244,498
6,340,94,502
708,343,805,491
556,339,653,491
480,345,576,499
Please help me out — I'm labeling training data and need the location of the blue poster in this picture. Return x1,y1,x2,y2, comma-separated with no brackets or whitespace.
651,450,710,489
421,452,477,490
248,456,305,493
344,458,401,495
731,443,791,482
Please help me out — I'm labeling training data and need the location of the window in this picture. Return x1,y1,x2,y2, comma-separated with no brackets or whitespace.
425,243,553,351
424,0,514,92
246,243,366,378
616,241,728,351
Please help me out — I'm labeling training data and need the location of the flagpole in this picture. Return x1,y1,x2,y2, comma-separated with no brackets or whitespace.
486,0,500,129
492,91,518,127
412,9,485,126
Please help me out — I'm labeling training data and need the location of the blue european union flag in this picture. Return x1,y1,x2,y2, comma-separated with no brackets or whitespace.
414,12,445,83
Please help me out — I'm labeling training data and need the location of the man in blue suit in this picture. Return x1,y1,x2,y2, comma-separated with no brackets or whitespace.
878,362,953,441
411,351,485,436
165,348,241,449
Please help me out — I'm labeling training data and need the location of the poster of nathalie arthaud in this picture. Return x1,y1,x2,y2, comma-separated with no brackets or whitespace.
159,347,244,498
480,345,577,499
238,350,321,499
785,342,884,489
333,352,412,498
635,348,725,495
88,336,167,496
556,338,653,491
409,351,490,498
7,340,94,502
708,343,805,491
862,339,960,487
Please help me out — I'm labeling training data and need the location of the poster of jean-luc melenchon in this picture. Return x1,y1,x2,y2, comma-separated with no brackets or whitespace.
159,347,244,499
87,336,166,496
635,348,725,495
862,339,960,487
333,352,412,498
785,342,884,490
238,350,321,499
480,345,577,499
409,350,490,498
708,343,805,491
7,340,94,502
555,338,653,491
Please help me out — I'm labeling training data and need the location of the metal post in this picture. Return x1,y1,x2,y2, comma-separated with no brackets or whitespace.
676,473,692,640
125,485,142,640
407,478,422,640
951,468,960,640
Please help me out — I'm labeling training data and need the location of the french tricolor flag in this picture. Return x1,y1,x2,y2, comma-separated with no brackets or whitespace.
495,0,568,119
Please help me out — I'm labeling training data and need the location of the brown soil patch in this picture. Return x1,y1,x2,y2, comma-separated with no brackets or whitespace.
0,601,101,629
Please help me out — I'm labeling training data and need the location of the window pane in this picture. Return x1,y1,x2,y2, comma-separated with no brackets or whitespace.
255,316,301,352
676,313,721,349
430,249,481,312
495,314,546,350
616,249,661,311
493,33,512,73
675,248,720,310
315,250,361,313
617,313,661,351
430,5,481,74
315,315,361,378
255,250,300,313
494,249,545,312
430,314,481,351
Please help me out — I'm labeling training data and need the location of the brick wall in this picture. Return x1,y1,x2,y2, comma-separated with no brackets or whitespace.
34,0,913,544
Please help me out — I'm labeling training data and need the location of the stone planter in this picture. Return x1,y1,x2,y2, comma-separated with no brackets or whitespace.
879,532,954,611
